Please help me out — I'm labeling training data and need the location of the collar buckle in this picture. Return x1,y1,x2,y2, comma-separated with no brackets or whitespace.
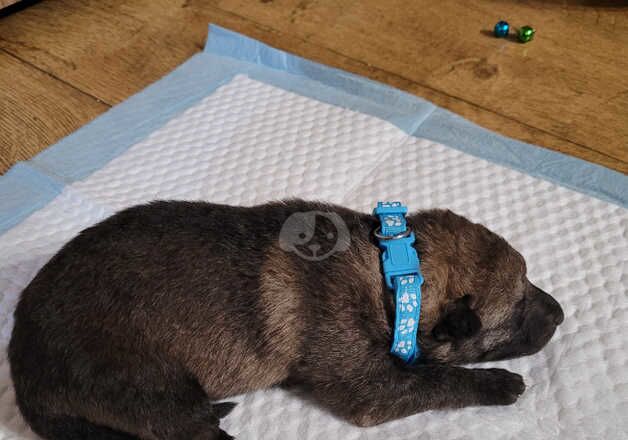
377,233,422,289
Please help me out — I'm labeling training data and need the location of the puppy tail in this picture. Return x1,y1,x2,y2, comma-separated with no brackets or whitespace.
213,401,237,419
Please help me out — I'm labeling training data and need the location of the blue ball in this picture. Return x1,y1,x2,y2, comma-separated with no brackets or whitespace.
494,20,510,38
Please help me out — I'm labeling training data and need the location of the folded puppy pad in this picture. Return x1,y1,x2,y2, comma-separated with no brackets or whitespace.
0,25,626,440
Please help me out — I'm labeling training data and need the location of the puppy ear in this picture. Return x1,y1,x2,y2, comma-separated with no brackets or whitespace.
432,296,481,342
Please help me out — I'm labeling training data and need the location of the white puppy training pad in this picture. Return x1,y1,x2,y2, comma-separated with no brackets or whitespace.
0,26,627,440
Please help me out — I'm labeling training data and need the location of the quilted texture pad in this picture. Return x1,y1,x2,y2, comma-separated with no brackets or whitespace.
0,75,626,440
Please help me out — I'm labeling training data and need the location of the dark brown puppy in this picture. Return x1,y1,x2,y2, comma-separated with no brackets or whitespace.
9,200,564,439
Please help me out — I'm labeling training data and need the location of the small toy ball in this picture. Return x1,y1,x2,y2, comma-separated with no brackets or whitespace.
494,20,510,38
518,25,535,43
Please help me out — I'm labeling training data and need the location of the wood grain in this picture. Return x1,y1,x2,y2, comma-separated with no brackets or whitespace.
0,0,626,175
0,51,108,173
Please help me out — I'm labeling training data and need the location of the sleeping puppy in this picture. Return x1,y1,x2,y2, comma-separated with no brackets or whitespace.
9,200,564,439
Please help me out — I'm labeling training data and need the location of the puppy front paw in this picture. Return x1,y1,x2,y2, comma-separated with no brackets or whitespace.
472,368,525,406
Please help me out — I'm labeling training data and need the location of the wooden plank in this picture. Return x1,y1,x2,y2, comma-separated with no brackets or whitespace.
0,0,625,174
0,0,225,104
0,0,159,105
0,51,108,174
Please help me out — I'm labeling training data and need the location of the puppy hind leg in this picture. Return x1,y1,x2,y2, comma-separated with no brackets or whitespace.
124,376,235,440
18,411,139,440
67,370,234,439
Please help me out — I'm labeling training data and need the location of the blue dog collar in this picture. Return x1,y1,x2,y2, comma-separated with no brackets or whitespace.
374,202,424,363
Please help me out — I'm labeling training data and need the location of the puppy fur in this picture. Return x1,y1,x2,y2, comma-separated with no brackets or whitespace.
9,200,564,439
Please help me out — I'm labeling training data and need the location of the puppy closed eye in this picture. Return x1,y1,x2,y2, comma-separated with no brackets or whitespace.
432,295,481,342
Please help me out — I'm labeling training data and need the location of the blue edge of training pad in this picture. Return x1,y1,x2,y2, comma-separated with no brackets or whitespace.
1,25,626,235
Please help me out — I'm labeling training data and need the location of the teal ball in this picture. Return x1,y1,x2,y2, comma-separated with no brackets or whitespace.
494,21,510,38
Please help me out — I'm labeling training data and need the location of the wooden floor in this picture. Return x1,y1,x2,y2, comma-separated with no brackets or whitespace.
1,0,627,175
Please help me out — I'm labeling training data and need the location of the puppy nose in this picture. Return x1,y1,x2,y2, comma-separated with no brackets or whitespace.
548,297,564,325
553,305,565,325
541,290,564,325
